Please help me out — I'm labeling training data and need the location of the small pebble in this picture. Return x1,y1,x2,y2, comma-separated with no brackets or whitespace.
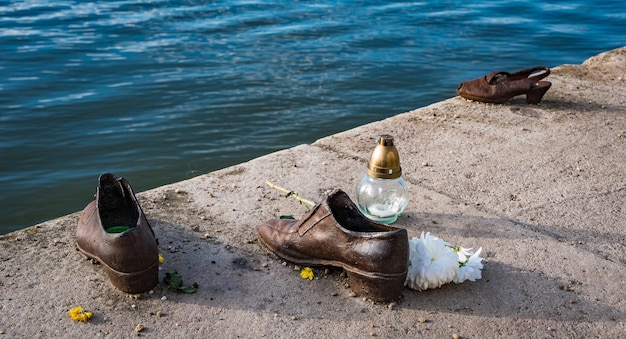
452,334,460,339
134,324,144,333
156,310,163,317
348,291,357,297
387,302,397,310
161,296,167,301
290,316,297,321
418,317,427,323
131,304,137,309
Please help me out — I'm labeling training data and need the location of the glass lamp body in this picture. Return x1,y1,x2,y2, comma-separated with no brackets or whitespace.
357,173,409,224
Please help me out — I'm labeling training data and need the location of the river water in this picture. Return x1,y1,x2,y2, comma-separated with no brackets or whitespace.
1,0,624,233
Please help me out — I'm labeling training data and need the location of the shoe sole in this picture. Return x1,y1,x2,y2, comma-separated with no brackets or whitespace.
258,236,406,302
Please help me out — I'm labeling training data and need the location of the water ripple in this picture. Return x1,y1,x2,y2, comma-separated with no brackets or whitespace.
1,0,625,232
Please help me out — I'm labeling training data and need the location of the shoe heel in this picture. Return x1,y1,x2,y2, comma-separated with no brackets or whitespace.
103,261,159,293
526,81,551,104
346,269,405,302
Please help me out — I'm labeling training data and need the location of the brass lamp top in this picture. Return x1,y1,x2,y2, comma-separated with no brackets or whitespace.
367,135,402,179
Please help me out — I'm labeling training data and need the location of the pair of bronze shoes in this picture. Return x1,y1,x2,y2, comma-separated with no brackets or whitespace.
76,173,159,293
76,175,407,301
258,189,409,302
456,66,552,104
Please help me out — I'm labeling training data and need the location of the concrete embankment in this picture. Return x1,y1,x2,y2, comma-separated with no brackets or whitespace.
1,47,624,338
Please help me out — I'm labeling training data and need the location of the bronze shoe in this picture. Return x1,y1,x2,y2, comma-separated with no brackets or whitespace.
457,66,552,104
76,173,159,293
258,189,408,302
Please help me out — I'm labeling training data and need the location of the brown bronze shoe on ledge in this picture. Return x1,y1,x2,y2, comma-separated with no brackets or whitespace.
76,173,159,293
457,66,552,104
258,189,409,302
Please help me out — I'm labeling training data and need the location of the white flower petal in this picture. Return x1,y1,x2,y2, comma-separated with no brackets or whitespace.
454,246,473,262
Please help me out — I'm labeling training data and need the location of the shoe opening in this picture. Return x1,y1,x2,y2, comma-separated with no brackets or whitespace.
329,191,393,233
98,174,139,230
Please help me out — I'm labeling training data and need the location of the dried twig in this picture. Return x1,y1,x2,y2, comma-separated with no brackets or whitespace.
265,180,316,208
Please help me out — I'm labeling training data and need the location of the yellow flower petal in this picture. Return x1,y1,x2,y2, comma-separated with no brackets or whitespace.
69,305,93,322
158,253,165,265
300,267,314,280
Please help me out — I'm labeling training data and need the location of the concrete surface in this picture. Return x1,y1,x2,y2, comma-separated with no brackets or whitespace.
1,47,624,338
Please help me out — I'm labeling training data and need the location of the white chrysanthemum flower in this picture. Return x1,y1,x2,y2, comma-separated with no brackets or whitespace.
453,247,484,283
405,232,459,291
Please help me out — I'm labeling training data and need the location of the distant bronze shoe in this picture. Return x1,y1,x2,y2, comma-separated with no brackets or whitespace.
457,66,552,104
76,173,159,293
258,189,408,302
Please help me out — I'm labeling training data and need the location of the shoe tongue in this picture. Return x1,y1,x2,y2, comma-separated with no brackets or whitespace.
98,176,128,212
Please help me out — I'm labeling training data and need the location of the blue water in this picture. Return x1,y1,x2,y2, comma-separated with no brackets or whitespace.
1,1,624,234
